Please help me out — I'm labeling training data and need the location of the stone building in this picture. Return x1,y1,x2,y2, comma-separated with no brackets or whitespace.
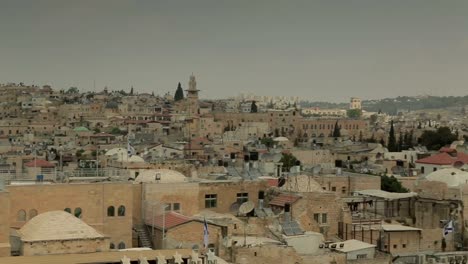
18,211,109,256
7,182,133,250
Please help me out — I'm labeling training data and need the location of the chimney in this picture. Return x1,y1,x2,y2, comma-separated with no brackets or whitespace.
284,203,291,223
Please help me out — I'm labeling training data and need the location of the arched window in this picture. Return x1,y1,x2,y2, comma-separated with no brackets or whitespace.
74,207,82,218
118,205,126,216
118,242,126,249
110,243,115,249
29,209,38,219
64,208,71,213
107,206,115,217
17,210,26,221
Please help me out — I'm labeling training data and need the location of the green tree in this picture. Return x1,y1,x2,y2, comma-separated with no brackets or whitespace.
251,101,258,113
419,126,458,150
66,87,79,94
387,120,397,152
332,121,341,138
260,137,274,148
347,109,362,119
381,175,408,193
279,153,300,172
174,82,184,101
110,127,121,135
398,131,403,151
130,86,134,95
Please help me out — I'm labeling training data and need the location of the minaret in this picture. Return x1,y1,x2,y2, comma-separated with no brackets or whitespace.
185,74,200,115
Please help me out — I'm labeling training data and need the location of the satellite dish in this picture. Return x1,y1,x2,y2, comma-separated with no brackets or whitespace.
47,151,56,161
238,201,255,216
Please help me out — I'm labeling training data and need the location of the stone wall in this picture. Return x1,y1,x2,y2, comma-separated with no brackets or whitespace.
7,182,133,249
21,237,109,256
233,245,303,264
292,191,346,239
198,180,269,214
0,191,11,257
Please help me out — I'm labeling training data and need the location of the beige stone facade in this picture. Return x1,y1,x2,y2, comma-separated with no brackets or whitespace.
7,183,133,250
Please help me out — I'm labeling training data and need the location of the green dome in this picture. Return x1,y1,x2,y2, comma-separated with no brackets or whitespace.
73,126,90,132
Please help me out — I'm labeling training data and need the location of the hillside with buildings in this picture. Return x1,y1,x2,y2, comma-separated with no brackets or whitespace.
0,79,468,264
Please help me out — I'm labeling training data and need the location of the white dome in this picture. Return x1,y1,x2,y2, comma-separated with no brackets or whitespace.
105,147,126,157
19,211,105,242
128,155,144,163
273,137,289,142
134,169,187,183
425,168,468,187
105,148,144,163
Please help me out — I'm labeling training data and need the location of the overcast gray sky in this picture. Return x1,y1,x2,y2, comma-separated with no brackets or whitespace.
1,0,467,102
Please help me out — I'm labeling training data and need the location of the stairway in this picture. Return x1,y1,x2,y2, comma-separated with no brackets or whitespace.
135,224,153,248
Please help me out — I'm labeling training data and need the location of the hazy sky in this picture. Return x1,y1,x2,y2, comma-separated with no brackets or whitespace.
1,0,468,102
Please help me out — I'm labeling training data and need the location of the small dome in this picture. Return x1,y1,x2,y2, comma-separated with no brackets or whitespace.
128,155,144,163
73,126,90,132
425,168,468,187
19,211,105,242
105,147,126,157
273,137,289,142
134,169,187,183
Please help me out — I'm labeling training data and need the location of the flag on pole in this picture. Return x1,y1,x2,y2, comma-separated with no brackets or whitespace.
203,217,209,249
443,220,454,237
127,141,135,157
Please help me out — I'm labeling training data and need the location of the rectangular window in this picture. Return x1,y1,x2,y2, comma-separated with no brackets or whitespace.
314,213,320,223
402,244,406,248
322,213,327,224
237,193,249,204
173,203,180,212
205,194,217,208
331,187,336,192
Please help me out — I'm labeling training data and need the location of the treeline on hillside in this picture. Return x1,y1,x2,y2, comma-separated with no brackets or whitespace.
364,96,468,114
301,96,468,115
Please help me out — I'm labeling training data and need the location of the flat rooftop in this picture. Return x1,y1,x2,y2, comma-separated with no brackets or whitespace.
0,249,192,264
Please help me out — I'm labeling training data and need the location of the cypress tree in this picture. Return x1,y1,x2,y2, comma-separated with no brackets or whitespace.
332,121,341,138
387,120,397,152
398,131,403,151
251,101,258,113
174,82,184,101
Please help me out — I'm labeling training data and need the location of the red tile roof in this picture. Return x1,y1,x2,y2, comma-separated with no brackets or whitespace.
269,193,300,207
439,147,456,153
267,178,279,187
24,159,55,168
150,212,191,230
416,152,468,165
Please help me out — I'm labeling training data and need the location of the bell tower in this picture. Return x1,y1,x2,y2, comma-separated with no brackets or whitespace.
185,74,200,115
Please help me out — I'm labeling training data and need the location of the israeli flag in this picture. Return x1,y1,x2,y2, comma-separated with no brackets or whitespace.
127,142,135,157
443,220,454,237
203,218,209,248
